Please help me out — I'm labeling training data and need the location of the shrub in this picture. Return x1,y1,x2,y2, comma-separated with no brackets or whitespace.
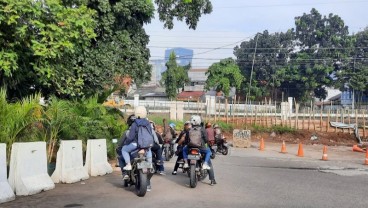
271,125,296,134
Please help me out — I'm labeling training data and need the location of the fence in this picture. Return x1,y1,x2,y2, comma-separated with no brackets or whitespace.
121,98,368,140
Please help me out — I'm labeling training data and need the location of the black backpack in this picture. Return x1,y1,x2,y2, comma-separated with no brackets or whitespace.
135,121,154,149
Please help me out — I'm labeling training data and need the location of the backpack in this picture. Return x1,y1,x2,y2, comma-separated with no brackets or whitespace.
136,121,154,149
188,127,203,148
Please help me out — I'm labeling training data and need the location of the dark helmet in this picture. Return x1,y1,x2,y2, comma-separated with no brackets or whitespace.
127,114,136,126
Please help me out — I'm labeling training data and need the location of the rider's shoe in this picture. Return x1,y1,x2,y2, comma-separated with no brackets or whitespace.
172,171,177,175
123,164,132,171
183,163,189,169
210,179,217,186
147,185,152,192
202,163,211,170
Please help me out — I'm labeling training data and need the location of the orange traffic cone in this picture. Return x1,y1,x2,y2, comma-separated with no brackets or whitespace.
322,146,328,161
353,145,366,153
297,143,304,157
365,150,368,165
280,141,287,153
259,138,265,151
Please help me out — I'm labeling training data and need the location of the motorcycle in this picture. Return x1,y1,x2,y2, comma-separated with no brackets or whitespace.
163,139,175,161
123,149,153,197
216,138,229,155
187,147,208,188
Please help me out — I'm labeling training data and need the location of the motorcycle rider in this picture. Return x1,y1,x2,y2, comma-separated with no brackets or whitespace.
162,118,177,157
172,120,191,175
121,106,153,171
116,114,136,180
182,115,212,170
150,121,165,175
205,122,216,145
214,124,225,146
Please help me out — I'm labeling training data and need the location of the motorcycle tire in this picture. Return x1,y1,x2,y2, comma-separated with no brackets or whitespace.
210,149,216,159
135,170,147,197
199,169,208,181
222,146,229,155
165,148,170,161
189,165,197,188
123,180,129,187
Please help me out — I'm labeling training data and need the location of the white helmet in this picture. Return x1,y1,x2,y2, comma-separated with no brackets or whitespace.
134,106,147,119
190,115,201,126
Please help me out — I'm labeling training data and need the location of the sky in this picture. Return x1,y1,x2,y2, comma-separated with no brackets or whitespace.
144,0,368,69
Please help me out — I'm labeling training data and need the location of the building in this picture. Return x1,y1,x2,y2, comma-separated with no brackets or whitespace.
165,47,193,66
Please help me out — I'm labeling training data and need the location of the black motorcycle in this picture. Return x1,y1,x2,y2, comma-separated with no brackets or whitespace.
123,149,152,197
163,139,175,161
187,147,208,188
216,139,229,155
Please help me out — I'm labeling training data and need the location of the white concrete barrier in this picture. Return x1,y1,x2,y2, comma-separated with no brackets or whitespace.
8,142,55,196
0,143,15,203
51,140,89,183
84,139,112,176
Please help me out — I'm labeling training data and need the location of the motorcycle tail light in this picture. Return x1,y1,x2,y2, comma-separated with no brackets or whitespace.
190,149,199,154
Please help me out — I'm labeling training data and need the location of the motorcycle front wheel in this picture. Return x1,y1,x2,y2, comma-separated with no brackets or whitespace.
189,164,197,188
222,146,229,155
135,170,147,197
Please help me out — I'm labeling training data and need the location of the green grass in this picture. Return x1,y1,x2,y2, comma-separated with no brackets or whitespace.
248,124,296,134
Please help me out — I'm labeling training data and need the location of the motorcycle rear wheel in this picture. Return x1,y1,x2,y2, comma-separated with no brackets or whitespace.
189,165,197,188
135,170,147,197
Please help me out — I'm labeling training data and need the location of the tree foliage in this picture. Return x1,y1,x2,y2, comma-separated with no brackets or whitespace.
0,0,96,99
234,8,360,103
0,0,213,100
155,0,213,29
234,30,293,100
161,52,189,99
205,58,244,97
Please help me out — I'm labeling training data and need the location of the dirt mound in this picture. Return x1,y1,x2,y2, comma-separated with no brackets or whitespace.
224,130,358,147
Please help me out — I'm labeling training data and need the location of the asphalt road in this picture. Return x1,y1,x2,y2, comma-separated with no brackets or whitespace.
2,146,368,208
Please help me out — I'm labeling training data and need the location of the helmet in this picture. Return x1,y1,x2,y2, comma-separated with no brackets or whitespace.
213,124,219,128
127,114,136,126
169,123,176,129
134,106,147,119
190,115,201,126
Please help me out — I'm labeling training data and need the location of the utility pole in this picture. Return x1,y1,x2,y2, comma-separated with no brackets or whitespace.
247,33,260,100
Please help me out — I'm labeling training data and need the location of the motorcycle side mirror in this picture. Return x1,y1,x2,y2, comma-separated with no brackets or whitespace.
112,138,118,144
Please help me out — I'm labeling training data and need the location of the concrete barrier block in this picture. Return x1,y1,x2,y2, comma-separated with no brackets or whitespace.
51,140,89,183
0,143,15,203
233,129,251,148
8,142,55,196
84,139,112,177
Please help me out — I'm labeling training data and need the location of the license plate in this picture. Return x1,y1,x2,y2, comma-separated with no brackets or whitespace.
188,154,200,160
137,161,152,169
